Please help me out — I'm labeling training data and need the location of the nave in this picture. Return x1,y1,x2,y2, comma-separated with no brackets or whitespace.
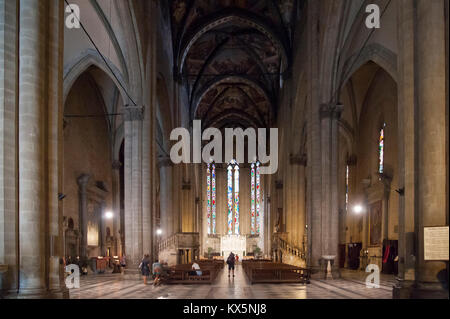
69,266,393,300
0,0,448,300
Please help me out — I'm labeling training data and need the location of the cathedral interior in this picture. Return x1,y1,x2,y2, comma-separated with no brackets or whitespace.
0,0,449,300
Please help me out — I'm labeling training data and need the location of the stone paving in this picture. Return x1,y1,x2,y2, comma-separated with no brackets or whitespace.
69,266,394,299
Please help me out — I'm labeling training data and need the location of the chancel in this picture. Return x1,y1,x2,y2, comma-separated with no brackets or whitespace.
0,0,448,300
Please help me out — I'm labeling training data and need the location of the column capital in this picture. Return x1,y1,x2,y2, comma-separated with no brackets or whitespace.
320,103,343,120
112,160,122,170
346,154,357,166
77,174,91,189
275,180,283,189
123,106,144,121
289,153,307,166
182,181,191,190
158,156,174,168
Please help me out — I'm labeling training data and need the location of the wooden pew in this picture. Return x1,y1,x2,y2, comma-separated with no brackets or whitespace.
242,261,311,284
164,264,218,284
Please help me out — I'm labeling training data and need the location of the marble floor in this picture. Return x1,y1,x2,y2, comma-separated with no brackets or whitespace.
69,266,394,299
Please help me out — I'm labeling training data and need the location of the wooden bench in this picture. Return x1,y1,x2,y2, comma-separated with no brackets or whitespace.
194,260,224,271
242,261,310,284
165,264,218,284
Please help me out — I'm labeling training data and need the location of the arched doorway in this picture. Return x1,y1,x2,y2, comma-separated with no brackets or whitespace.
338,61,399,275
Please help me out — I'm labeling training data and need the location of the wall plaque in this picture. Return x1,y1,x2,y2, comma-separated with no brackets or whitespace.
424,226,449,261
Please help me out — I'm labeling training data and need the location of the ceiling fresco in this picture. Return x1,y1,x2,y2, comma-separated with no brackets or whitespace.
169,0,298,129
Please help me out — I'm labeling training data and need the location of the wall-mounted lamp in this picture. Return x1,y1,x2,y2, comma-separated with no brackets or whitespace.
156,229,162,236
105,211,114,219
353,204,364,214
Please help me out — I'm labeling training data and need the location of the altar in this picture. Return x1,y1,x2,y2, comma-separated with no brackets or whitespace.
221,235,246,260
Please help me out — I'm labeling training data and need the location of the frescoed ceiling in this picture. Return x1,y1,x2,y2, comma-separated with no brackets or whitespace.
169,0,298,129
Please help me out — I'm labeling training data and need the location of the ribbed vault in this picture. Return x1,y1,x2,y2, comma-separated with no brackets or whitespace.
170,0,297,129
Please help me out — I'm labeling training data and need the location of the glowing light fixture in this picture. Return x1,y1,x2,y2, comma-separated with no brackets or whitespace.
353,205,363,214
105,211,114,219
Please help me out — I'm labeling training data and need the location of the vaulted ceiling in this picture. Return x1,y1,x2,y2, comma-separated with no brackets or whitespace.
169,0,298,130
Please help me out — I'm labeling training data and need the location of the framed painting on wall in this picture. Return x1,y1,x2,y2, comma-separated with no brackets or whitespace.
369,200,382,246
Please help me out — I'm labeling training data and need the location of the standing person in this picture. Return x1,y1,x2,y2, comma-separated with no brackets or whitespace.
152,259,163,286
226,252,235,278
139,254,151,285
120,255,126,268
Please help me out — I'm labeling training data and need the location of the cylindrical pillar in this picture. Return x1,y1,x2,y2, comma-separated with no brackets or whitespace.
416,0,448,292
123,107,143,270
77,175,90,259
318,103,342,278
159,160,174,239
18,0,47,293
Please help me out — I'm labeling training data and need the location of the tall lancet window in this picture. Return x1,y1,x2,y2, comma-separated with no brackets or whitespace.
211,163,216,234
345,164,349,213
234,164,240,235
206,163,211,235
379,123,386,174
256,162,261,234
227,163,234,234
250,163,256,234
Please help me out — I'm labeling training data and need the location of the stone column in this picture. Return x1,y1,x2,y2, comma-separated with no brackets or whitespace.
289,155,307,250
123,106,143,271
77,175,90,259
307,0,323,274
142,107,152,257
415,0,448,298
317,103,342,278
18,0,47,295
17,0,66,298
99,200,106,256
395,0,448,299
111,161,122,256
158,157,174,239
0,0,18,294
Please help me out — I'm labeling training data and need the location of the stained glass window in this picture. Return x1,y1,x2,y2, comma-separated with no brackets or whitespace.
227,162,234,235
234,164,240,235
345,164,349,213
206,163,211,235
256,162,261,234
212,163,216,234
379,123,386,174
251,163,256,235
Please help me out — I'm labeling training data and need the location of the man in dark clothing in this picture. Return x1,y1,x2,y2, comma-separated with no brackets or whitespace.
227,252,235,277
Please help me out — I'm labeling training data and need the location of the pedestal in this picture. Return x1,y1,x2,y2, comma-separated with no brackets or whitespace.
313,255,341,280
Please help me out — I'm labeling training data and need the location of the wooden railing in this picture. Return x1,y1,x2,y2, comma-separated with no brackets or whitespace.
273,236,306,260
158,232,200,252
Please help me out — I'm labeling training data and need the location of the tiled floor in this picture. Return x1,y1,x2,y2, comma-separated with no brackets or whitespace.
69,266,394,299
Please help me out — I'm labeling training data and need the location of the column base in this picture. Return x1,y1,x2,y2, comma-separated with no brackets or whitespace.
1,287,69,299
393,281,449,299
